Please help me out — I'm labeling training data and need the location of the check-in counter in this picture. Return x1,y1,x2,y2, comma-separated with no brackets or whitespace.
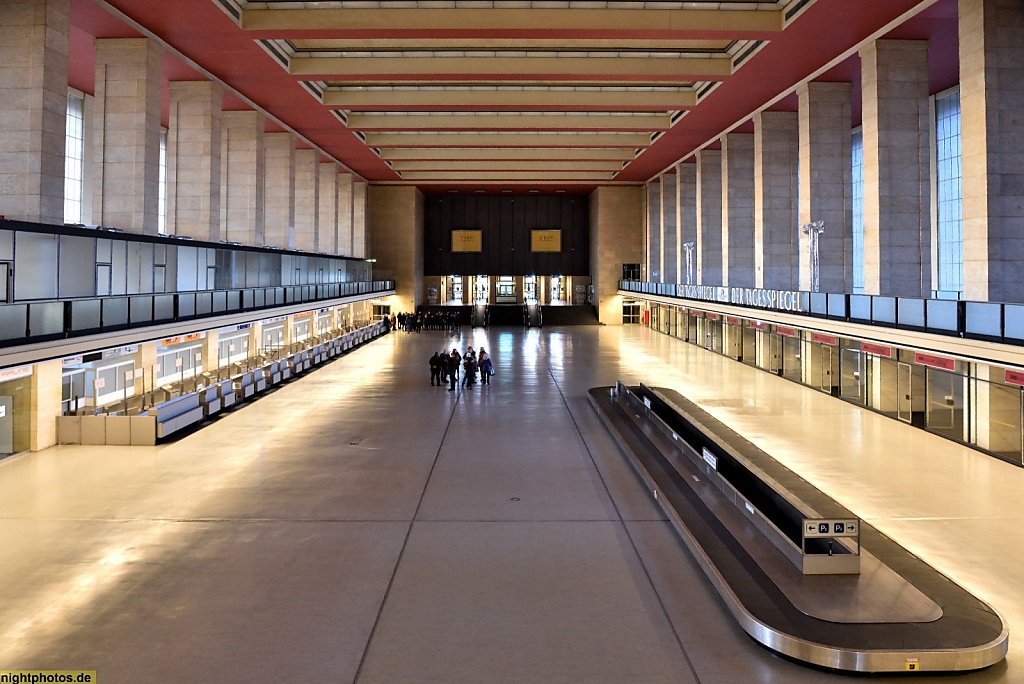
215,378,236,409
232,371,255,399
147,392,204,439
253,367,267,392
197,385,221,417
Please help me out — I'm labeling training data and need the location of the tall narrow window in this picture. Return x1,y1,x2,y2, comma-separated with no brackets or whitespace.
158,129,168,234
64,92,85,224
935,89,963,297
851,128,864,294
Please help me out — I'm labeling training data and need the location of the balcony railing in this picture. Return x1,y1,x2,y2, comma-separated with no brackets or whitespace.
618,280,1024,347
0,280,395,349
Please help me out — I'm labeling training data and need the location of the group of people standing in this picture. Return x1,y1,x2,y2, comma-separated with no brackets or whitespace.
430,347,494,391
394,311,461,333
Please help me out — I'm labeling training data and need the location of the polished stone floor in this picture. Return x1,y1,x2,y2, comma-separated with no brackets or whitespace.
0,325,1021,682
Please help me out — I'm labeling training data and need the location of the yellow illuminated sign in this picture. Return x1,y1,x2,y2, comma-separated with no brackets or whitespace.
531,230,562,252
451,230,482,252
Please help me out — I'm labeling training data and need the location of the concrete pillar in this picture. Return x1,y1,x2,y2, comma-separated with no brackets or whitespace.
353,180,367,259
294,148,319,251
263,131,295,249
754,111,799,289
860,39,931,297
202,330,220,373
318,161,339,254
646,181,661,281
92,38,163,235
337,171,353,256
696,149,723,285
221,110,265,247
367,185,422,311
722,132,755,288
660,173,678,282
676,162,697,285
960,0,1024,303
0,0,69,224
798,81,852,292
29,359,61,452
167,80,223,241
590,186,644,324
136,342,158,395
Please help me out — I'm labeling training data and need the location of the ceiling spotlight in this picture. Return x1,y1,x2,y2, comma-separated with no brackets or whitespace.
447,189,458,194
501,189,512,193
528,189,540,194
554,189,566,194
474,189,486,193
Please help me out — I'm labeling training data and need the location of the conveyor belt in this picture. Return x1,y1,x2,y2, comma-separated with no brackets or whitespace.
589,386,1008,674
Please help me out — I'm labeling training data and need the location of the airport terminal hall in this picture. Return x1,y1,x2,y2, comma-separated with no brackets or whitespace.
4,0,1024,681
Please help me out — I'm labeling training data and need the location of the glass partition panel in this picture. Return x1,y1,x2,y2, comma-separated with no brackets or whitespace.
827,293,846,318
1005,304,1024,341
897,298,925,327
840,348,865,404
926,299,958,331
873,297,896,324
154,294,174,321
0,304,27,340
28,302,63,337
849,295,871,321
965,302,1001,337
102,298,128,327
129,296,153,324
70,299,101,331
810,293,827,314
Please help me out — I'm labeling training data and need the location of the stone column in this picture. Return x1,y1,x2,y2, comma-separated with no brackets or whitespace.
590,186,644,324
798,81,852,292
860,40,931,297
263,131,295,249
221,110,265,247
960,0,1024,303
646,181,661,281
202,330,220,373
337,172,353,256
353,180,367,259
29,359,62,451
293,148,319,251
696,149,723,286
754,111,799,290
676,162,697,285
368,185,423,310
92,38,163,234
0,0,69,224
167,80,223,241
722,133,755,288
660,173,678,283
318,161,339,254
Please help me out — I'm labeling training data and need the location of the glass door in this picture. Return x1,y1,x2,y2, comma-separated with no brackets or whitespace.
897,362,913,424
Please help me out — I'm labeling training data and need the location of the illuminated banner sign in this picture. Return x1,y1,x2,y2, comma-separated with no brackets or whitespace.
914,352,955,371
1005,370,1024,387
861,342,892,358
811,333,837,346
530,229,562,252
452,229,482,252
776,326,797,337
676,285,807,313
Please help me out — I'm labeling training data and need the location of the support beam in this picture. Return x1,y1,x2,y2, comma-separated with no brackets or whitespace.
244,8,784,33
363,132,651,148
346,112,671,131
323,88,697,109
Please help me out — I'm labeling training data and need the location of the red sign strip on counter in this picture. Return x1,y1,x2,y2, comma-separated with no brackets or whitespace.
860,342,893,358
726,316,741,325
776,325,797,337
914,352,955,371
811,333,838,346
1006,370,1024,387
706,312,720,320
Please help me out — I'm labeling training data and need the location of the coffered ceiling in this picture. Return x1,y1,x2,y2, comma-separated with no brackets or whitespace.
78,0,954,192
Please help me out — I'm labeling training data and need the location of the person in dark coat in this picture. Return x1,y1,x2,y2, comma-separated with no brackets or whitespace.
447,349,461,391
429,352,442,386
478,348,492,385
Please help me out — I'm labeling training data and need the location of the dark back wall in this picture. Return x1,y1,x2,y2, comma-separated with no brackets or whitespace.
424,194,589,276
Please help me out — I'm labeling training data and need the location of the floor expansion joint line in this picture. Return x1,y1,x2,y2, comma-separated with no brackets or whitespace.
546,365,703,684
350,379,463,684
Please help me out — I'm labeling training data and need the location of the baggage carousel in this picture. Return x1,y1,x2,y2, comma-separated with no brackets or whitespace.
589,383,1008,674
